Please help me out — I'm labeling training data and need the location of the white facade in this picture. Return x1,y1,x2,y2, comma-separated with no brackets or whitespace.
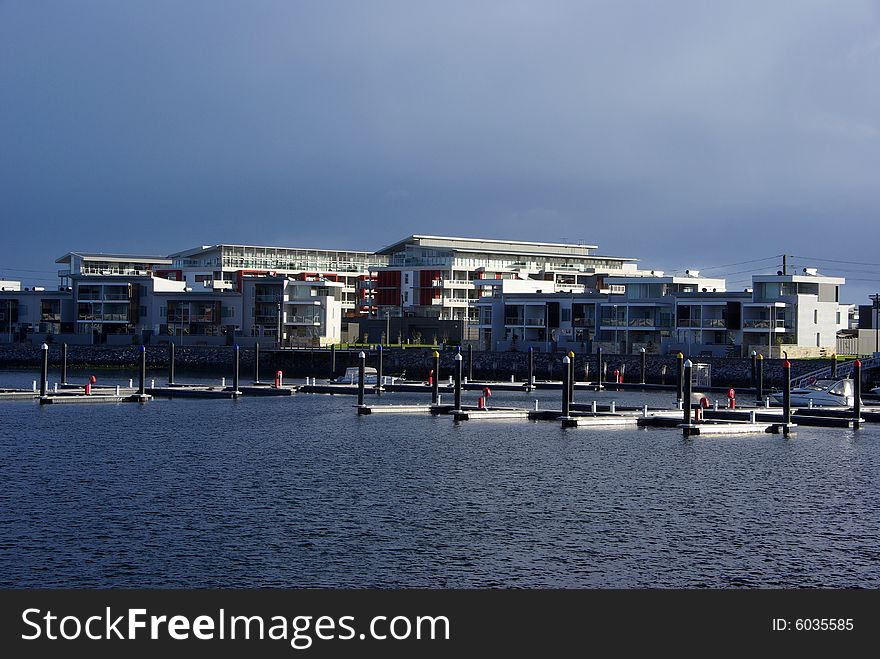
372,234,639,323
472,269,847,357
167,244,383,315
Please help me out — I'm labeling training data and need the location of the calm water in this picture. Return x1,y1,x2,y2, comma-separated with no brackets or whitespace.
1,369,878,588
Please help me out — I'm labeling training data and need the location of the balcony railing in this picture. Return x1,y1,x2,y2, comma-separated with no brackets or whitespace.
628,318,658,327
523,318,545,327
572,318,596,327
600,319,627,326
255,295,281,303
744,319,789,329
703,319,726,328
677,319,701,327
286,315,321,325
504,317,524,326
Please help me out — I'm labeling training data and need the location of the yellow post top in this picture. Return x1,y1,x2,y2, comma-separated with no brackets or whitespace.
677,352,683,359
433,351,440,358
568,351,575,359
757,353,764,360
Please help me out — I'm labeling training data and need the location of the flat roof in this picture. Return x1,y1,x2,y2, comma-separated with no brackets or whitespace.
56,252,172,264
168,244,377,259
376,234,601,255
751,274,845,284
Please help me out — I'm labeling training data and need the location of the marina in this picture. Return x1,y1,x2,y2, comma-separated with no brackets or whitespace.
5,346,879,443
2,364,878,589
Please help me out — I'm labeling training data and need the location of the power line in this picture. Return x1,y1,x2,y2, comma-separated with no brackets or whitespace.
791,255,880,268
681,255,781,273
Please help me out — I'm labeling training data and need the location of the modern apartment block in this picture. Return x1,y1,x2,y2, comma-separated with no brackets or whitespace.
0,284,73,342
472,269,848,357
369,235,639,326
165,244,385,316
0,239,855,355
240,276,344,347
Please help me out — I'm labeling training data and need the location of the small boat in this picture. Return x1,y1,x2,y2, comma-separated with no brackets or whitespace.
772,378,856,407
334,366,378,384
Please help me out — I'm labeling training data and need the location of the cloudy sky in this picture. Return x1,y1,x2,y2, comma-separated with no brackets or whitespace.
2,0,878,302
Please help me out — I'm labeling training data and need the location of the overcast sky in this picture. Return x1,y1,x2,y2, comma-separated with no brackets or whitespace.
1,0,878,302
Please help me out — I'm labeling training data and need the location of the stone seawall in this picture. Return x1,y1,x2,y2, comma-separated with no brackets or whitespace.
0,344,837,388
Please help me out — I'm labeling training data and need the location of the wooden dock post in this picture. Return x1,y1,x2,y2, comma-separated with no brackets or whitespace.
233,344,240,393
527,346,534,392
61,342,68,385
138,345,146,396
683,359,693,427
750,350,757,391
640,347,646,384
431,350,439,405
453,350,463,412
757,354,764,401
831,354,837,379
676,352,684,406
568,351,575,404
254,342,260,384
357,351,366,408
376,344,383,395
467,343,473,382
596,346,603,390
330,344,336,378
168,342,176,384
782,359,791,436
40,342,48,398
562,355,571,419
853,359,862,430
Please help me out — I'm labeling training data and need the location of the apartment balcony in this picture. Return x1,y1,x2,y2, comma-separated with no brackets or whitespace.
443,279,475,288
703,319,727,328
286,315,321,325
743,319,790,330
41,314,62,322
77,314,129,322
628,318,659,327
504,317,524,326
572,319,596,328
103,293,130,301
676,319,701,327
600,319,628,327
524,317,545,327
255,294,281,303
442,297,470,305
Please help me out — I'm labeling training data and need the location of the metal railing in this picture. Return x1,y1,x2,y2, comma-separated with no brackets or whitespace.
286,315,321,324
792,356,880,388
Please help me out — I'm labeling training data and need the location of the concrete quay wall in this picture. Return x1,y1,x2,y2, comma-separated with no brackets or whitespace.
0,344,842,389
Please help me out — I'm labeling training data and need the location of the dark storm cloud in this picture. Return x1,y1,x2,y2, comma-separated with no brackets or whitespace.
1,0,878,300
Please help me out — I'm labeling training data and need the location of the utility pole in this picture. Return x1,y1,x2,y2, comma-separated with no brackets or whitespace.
782,254,787,276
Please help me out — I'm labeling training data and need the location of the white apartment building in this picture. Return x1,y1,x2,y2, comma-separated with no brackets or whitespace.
166,244,384,316
743,270,845,357
240,276,344,347
472,268,846,357
370,235,639,326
